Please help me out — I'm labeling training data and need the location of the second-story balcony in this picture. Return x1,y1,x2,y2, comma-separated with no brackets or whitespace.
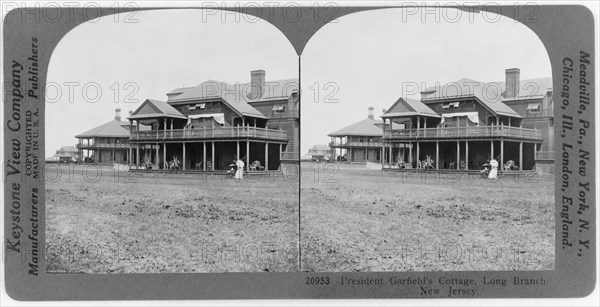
76,143,130,149
131,126,287,142
329,141,384,148
384,125,542,141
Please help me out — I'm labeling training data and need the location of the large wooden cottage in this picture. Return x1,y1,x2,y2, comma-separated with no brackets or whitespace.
127,70,299,171
328,107,399,163
381,68,553,173
75,108,138,164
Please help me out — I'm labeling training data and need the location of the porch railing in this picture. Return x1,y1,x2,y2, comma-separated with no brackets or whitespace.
384,125,542,140
329,141,384,147
131,126,287,141
76,143,129,148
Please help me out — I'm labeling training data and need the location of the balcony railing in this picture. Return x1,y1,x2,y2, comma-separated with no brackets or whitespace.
384,125,542,140
131,126,287,141
76,143,129,148
536,151,555,160
329,141,384,147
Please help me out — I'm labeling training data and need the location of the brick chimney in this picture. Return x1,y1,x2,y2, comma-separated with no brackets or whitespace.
250,70,265,100
505,68,520,99
368,106,374,120
115,108,122,121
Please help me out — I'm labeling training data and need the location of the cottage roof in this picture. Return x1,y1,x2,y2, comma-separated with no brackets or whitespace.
75,120,132,138
382,97,440,118
499,77,553,101
328,118,386,137
420,78,550,118
166,78,299,119
128,99,187,120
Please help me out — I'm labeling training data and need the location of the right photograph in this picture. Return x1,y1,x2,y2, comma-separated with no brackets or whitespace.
300,8,555,272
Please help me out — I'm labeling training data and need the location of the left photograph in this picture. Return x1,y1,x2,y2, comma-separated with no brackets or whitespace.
45,9,299,273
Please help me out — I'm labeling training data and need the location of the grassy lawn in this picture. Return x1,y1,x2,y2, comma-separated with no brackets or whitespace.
46,165,299,273
300,162,555,272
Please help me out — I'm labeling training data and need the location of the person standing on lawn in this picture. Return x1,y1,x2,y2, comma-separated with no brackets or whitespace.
488,156,499,179
235,157,245,180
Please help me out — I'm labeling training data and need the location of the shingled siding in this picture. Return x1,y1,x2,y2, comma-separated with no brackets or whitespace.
171,100,241,127
524,118,554,152
426,99,497,126
269,118,298,160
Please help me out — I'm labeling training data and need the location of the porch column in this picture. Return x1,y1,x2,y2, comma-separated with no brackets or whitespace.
417,116,420,136
211,142,215,170
465,141,469,170
163,117,166,139
500,140,504,171
490,140,494,160
163,142,166,169
155,143,159,165
182,142,186,170
381,143,385,166
533,142,537,160
170,118,173,138
280,143,283,160
519,141,523,171
388,144,392,166
129,144,132,165
408,142,413,163
416,141,420,167
203,142,206,171
365,147,368,162
265,142,269,170
246,140,250,169
456,141,460,170
435,141,439,170
136,144,140,166
236,141,240,160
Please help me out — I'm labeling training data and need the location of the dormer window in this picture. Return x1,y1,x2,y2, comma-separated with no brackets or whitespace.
442,101,460,109
527,103,540,113
273,105,285,114
189,103,206,111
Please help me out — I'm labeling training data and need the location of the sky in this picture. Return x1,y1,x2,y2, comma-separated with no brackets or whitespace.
46,8,552,158
300,7,552,154
45,9,297,156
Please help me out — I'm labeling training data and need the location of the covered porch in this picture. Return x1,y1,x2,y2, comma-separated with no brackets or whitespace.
129,139,286,172
382,138,541,172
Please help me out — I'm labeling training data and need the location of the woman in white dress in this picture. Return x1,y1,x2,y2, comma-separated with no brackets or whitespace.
235,158,245,180
488,157,499,179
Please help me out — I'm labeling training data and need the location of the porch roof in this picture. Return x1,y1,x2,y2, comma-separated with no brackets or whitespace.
382,97,441,119
128,99,187,120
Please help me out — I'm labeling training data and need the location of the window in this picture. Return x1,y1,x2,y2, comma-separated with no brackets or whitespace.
442,102,460,109
273,104,285,114
188,103,206,111
527,103,541,113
